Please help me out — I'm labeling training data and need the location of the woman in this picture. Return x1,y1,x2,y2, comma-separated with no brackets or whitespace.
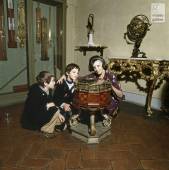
21,71,65,138
85,55,124,121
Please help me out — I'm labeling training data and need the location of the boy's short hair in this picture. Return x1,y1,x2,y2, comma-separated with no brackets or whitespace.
36,71,54,87
65,63,80,74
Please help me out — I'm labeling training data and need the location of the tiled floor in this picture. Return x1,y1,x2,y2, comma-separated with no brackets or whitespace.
0,102,169,170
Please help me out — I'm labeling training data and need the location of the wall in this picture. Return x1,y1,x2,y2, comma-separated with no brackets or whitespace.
66,0,78,65
0,0,65,106
0,0,27,95
66,0,169,109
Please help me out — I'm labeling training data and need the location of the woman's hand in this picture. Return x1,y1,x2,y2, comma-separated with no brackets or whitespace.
96,79,105,85
112,85,123,99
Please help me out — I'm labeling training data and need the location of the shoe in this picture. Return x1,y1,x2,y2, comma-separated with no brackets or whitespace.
112,112,118,119
102,114,109,119
112,108,118,119
55,123,67,132
62,124,67,131
41,132,56,138
55,125,62,132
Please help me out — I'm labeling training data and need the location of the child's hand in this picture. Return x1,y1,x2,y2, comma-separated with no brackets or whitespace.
58,113,65,122
46,102,55,110
63,103,71,112
57,75,66,84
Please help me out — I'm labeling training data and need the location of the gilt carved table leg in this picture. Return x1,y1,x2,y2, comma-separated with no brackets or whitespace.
145,79,157,117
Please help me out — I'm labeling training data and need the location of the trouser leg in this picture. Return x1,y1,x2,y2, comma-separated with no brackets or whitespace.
41,111,62,133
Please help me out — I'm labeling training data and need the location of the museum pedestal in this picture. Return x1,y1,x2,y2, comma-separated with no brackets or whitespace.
70,122,111,144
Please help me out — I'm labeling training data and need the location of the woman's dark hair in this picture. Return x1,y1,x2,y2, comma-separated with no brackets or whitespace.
36,71,54,87
88,55,108,72
65,63,80,74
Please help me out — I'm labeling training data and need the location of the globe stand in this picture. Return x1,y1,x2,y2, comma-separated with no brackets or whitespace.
131,40,147,58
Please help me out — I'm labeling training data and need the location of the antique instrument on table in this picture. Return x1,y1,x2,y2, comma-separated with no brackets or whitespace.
108,58,169,116
73,78,112,136
124,15,151,58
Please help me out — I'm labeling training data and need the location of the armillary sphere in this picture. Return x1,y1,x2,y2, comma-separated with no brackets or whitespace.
124,15,151,58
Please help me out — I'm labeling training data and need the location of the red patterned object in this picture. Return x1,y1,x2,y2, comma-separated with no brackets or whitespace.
73,79,112,109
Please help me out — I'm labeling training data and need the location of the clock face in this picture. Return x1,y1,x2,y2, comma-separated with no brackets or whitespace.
8,0,14,9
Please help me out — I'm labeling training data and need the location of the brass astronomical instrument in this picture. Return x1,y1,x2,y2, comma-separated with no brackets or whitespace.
124,15,151,58
73,78,112,109
72,78,112,136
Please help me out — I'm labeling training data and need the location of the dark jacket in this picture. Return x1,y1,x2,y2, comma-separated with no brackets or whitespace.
21,83,58,131
53,80,74,107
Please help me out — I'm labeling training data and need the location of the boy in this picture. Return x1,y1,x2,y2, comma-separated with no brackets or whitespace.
53,63,80,131
21,71,65,138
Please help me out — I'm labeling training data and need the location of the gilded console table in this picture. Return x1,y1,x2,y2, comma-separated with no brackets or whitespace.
108,58,169,116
